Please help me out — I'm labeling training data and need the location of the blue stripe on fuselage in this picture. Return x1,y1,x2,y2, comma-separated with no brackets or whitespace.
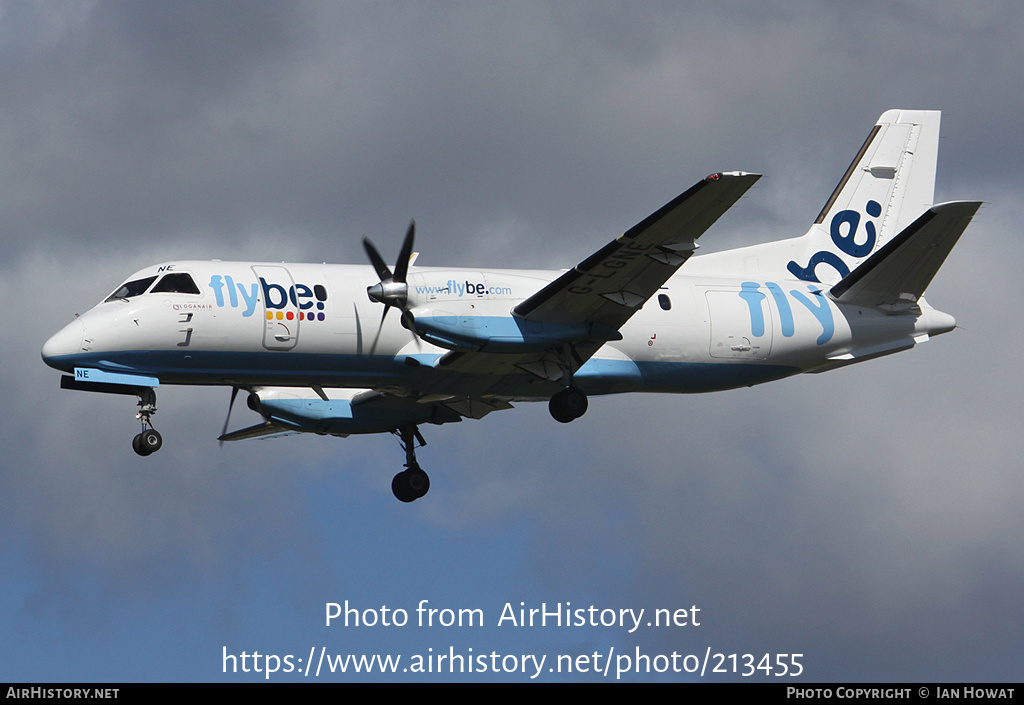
44,349,801,397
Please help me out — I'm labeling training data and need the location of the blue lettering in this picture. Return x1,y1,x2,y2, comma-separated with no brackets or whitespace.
225,275,239,308
294,283,314,310
237,282,258,317
739,282,767,337
790,286,834,345
210,273,326,317
765,282,794,337
209,275,225,307
830,208,875,258
787,250,850,283
260,277,289,310
787,201,882,282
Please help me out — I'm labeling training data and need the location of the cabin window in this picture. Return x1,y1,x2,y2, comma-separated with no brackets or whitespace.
314,284,328,301
658,293,672,310
104,276,157,302
151,272,201,295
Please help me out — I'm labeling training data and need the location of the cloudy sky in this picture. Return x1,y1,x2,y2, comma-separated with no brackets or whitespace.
2,1,1022,682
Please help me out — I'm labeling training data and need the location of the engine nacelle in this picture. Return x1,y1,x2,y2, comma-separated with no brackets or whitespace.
400,269,624,351
408,309,622,352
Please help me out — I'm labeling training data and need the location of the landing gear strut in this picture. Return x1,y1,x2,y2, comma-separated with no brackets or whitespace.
132,388,162,457
391,425,430,502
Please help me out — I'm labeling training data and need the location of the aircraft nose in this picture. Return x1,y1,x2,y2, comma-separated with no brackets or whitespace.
41,318,85,371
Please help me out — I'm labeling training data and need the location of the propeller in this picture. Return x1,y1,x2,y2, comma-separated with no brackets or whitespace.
363,220,420,355
218,386,240,447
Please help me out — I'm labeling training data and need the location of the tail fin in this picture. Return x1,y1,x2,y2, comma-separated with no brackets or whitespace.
785,109,941,285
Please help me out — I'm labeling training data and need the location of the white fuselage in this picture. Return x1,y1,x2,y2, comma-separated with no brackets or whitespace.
42,257,955,401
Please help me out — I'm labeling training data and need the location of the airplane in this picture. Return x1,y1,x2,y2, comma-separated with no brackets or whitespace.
42,109,979,502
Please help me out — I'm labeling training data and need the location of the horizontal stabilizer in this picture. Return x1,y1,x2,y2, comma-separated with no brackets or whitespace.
829,201,981,311
218,421,303,442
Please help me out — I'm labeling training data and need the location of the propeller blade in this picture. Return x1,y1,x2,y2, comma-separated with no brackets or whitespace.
362,237,392,282
393,220,416,284
400,310,423,351
218,386,240,448
368,305,390,356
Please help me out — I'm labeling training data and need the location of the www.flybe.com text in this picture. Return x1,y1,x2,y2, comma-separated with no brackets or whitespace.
414,280,513,297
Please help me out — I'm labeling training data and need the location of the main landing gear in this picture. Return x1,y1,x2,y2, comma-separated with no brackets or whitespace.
131,388,163,457
549,385,588,423
391,425,430,503
547,346,589,423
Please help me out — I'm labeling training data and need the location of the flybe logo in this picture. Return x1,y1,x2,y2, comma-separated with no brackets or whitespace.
740,282,834,345
787,200,882,283
208,275,329,320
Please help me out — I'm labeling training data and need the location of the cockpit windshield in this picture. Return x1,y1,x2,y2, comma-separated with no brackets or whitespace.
103,272,201,303
104,276,157,303
150,272,200,294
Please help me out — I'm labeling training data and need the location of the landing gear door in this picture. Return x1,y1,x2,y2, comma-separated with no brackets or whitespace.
253,265,300,350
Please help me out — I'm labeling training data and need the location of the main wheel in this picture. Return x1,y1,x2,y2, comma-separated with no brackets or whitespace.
406,466,430,498
392,466,430,502
549,386,588,423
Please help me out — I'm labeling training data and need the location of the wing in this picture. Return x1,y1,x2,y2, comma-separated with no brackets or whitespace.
513,171,760,327
437,172,760,384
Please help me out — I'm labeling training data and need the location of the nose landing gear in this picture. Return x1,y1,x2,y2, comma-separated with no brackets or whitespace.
131,388,162,457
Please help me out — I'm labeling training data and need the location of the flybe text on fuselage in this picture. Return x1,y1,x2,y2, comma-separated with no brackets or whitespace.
207,273,329,320
741,282,835,345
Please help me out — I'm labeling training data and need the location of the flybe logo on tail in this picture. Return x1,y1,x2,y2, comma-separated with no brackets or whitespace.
208,275,329,320
787,200,882,283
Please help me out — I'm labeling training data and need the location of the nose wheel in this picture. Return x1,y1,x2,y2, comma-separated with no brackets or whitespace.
131,388,162,457
391,425,430,502
132,428,163,456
